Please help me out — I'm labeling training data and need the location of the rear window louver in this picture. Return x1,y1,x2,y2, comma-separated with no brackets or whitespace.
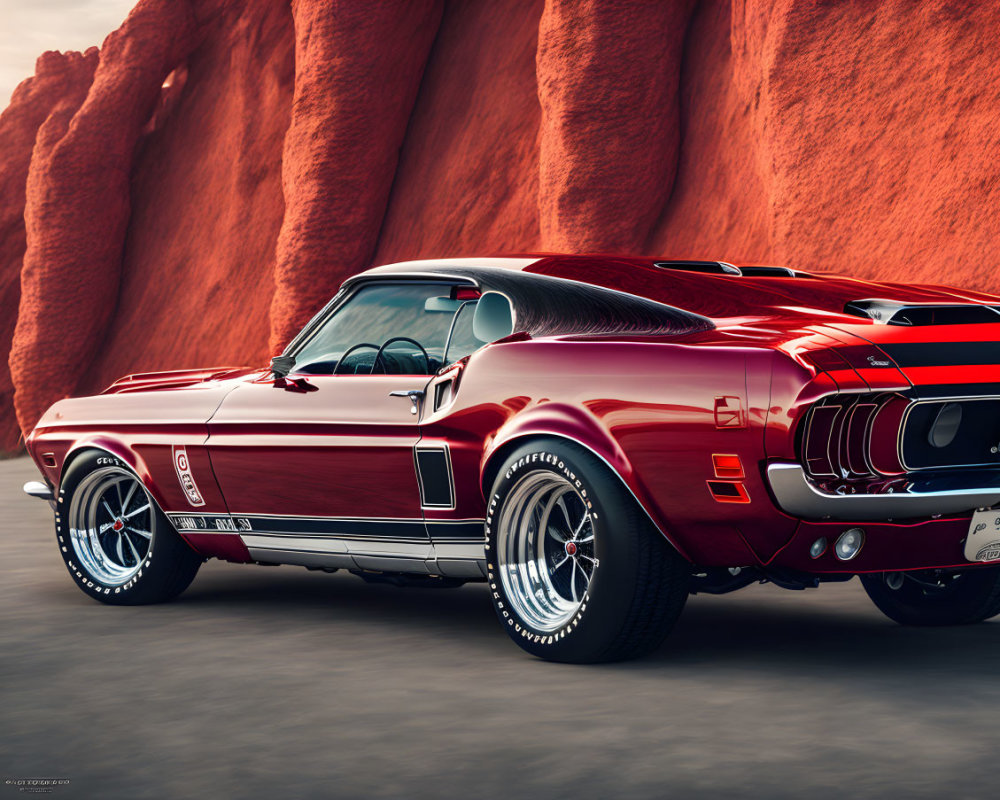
844,299,1000,326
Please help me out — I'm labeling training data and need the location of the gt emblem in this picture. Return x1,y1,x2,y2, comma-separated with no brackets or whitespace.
172,446,205,507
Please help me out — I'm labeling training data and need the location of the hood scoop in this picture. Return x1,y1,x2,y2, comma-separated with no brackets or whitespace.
844,299,1000,326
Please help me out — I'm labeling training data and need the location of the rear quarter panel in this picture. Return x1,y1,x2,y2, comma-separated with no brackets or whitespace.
425,337,798,567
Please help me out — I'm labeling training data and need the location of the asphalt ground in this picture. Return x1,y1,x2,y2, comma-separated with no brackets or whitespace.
2,454,999,799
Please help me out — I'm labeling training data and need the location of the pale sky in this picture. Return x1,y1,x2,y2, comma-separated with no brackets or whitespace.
0,0,136,106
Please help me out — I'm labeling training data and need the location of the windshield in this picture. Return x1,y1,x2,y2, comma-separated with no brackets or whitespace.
292,283,484,375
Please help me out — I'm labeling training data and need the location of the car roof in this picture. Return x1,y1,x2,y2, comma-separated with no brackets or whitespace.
351,254,1000,323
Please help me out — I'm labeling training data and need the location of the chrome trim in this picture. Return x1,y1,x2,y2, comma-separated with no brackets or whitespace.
23,480,54,503
430,559,486,579
242,534,352,555
432,540,485,561
767,463,1000,520
244,535,485,578
245,547,357,570
390,389,425,415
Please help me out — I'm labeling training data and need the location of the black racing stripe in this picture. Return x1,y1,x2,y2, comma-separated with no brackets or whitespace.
881,341,1000,367
415,449,454,507
173,513,487,540
244,516,428,539
913,383,1000,398
245,531,428,543
425,521,485,540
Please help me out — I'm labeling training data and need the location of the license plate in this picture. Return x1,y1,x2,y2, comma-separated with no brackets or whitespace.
966,509,1000,562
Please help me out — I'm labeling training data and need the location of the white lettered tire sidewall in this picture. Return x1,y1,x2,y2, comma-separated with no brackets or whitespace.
54,450,201,605
485,443,639,662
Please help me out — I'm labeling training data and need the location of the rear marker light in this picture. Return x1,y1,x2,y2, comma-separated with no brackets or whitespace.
835,528,865,561
712,454,744,479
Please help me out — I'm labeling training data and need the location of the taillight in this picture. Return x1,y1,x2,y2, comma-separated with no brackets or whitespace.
800,393,905,480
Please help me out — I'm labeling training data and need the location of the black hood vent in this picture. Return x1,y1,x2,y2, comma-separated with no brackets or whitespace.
653,261,806,278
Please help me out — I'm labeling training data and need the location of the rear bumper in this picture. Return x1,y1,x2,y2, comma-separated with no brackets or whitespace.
23,481,55,509
766,463,1000,521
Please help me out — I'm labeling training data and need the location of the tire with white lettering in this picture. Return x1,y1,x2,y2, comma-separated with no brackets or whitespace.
54,451,203,605
861,567,1000,626
485,439,690,663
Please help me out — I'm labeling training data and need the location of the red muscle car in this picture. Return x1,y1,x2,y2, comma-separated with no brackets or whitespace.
23,256,1000,662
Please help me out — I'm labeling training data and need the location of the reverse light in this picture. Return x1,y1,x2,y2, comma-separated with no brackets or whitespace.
834,528,865,561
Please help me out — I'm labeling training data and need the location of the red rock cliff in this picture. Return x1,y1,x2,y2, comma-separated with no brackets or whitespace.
2,0,999,450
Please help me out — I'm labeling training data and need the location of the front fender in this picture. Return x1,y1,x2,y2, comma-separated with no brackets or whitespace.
62,437,155,497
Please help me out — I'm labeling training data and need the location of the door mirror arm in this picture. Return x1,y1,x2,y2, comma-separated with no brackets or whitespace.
271,354,295,378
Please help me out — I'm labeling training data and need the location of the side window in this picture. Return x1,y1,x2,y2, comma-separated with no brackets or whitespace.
293,283,477,375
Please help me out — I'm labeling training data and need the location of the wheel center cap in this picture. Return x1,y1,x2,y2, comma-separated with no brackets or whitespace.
112,518,124,532
565,541,578,556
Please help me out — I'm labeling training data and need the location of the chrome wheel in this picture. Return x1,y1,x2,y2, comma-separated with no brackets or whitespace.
497,472,599,632
68,467,153,585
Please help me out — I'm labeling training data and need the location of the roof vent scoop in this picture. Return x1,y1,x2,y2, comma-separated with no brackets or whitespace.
653,260,740,275
844,299,1000,326
737,265,798,277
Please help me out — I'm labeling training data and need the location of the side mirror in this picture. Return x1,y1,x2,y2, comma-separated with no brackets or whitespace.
270,354,295,378
472,292,515,342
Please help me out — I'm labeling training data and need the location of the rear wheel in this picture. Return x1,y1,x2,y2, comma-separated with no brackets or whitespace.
56,451,202,605
485,439,689,663
861,568,1000,626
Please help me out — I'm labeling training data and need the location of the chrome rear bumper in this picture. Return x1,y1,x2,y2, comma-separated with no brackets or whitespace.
766,463,1000,521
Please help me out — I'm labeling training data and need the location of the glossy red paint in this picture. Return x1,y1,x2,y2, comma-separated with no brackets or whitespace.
23,255,1000,577
204,373,427,519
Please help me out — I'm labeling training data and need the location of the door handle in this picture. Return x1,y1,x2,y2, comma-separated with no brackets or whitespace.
389,389,425,415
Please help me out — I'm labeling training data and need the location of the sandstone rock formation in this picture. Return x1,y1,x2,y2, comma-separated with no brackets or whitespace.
2,0,999,450
0,49,97,451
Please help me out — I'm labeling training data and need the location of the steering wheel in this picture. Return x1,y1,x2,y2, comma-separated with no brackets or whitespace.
372,337,431,375
333,342,381,375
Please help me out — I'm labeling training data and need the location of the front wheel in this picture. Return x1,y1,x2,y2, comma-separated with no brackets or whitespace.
55,451,203,605
861,568,1000,626
485,439,690,663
